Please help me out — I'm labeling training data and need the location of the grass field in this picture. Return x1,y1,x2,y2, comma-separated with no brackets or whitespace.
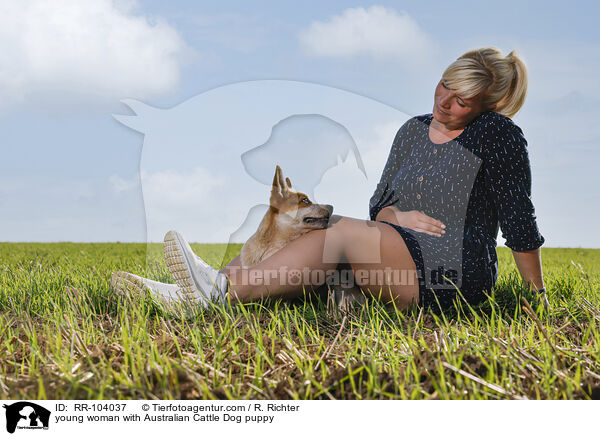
0,242,599,400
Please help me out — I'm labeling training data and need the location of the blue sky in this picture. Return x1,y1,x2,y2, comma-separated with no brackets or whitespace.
1,0,599,246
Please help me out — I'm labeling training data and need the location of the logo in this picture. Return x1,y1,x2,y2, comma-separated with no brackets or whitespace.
2,402,50,434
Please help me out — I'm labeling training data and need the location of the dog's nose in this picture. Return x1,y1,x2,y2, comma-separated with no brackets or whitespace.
324,204,334,216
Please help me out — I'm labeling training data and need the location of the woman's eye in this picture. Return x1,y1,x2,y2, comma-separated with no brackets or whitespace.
441,80,466,107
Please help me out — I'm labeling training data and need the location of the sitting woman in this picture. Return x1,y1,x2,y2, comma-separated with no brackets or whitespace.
113,46,546,312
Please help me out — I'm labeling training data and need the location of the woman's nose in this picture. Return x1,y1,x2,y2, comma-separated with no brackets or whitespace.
439,92,452,107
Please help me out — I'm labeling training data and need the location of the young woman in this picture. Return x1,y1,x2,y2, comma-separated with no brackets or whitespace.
113,47,546,312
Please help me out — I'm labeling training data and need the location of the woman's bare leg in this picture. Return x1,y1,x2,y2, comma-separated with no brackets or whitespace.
220,216,420,309
224,254,242,269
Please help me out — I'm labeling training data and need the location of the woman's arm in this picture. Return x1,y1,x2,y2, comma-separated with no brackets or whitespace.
482,118,545,251
512,248,549,309
481,116,547,304
375,206,399,223
511,248,544,290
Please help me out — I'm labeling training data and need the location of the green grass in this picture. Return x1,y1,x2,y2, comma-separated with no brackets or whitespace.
0,243,599,399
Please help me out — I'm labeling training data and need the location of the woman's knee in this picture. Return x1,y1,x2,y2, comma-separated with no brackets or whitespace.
327,215,381,244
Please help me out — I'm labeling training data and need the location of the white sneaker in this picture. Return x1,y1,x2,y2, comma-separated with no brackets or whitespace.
163,230,229,305
111,271,202,306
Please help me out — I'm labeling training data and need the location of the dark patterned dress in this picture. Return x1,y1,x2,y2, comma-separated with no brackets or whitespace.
369,111,545,310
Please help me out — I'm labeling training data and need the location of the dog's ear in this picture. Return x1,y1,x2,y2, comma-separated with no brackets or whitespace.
271,165,286,198
285,177,292,189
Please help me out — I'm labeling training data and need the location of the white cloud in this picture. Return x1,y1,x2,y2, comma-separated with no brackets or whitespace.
0,0,187,103
298,6,436,65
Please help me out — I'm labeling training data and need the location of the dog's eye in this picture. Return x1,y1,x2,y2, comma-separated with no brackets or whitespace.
301,198,310,204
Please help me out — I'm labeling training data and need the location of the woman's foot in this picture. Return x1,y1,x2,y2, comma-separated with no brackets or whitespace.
163,230,229,304
111,271,184,304
111,271,216,318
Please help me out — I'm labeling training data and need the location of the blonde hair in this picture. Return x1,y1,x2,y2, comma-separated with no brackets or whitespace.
441,47,528,118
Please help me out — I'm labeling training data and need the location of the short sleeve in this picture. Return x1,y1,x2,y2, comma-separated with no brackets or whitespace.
369,120,412,220
482,117,545,251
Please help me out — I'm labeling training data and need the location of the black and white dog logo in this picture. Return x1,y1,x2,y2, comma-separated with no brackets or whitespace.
3,402,51,433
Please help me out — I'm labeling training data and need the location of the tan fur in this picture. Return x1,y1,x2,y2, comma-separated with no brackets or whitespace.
241,166,332,267
240,165,366,309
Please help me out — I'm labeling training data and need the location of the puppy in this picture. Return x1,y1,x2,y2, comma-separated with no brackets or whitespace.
240,165,366,309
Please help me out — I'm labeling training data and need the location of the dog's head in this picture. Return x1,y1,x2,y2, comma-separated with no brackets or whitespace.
270,165,333,234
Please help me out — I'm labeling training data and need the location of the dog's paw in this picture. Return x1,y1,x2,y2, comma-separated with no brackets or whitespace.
333,285,367,310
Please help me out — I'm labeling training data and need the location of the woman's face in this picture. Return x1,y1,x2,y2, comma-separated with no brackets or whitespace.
433,79,486,130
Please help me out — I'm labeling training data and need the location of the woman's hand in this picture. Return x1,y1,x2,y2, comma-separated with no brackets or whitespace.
376,206,446,237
